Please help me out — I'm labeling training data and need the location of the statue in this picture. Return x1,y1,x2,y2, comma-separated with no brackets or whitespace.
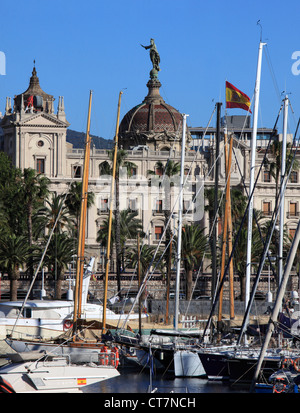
141,39,160,79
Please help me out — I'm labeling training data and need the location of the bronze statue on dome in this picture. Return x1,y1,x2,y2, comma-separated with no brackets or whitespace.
141,39,160,79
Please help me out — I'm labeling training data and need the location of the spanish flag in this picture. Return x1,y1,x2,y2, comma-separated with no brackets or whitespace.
226,81,252,113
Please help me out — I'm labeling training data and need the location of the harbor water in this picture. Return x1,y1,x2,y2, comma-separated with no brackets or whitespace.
0,339,247,394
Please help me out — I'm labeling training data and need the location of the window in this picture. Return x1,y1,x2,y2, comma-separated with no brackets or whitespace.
263,170,271,182
36,158,45,174
73,165,81,178
154,226,163,240
155,167,163,176
289,202,297,217
183,199,191,213
128,199,137,211
130,167,137,176
155,199,163,213
262,201,271,215
290,171,298,183
100,198,108,212
289,228,296,240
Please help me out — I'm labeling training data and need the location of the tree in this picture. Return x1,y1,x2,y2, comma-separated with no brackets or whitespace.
97,208,143,272
21,168,50,292
42,232,75,299
266,140,299,211
148,160,180,287
65,181,95,234
178,223,208,301
35,193,75,237
0,234,30,300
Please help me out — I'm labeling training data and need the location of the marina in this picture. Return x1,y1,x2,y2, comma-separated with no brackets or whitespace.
1,1,300,396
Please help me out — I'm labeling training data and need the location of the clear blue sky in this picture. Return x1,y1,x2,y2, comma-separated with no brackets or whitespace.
1,0,300,140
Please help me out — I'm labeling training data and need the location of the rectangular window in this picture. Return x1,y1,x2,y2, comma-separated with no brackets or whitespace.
289,202,297,216
263,170,271,182
36,158,45,174
100,198,108,212
155,199,163,213
262,201,271,215
155,167,163,176
128,199,137,211
130,167,137,176
73,165,81,178
290,171,298,183
154,226,163,240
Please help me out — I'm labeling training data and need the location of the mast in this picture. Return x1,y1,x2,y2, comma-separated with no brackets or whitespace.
211,102,222,300
102,91,123,334
218,132,234,322
137,232,142,336
250,219,300,392
226,134,235,319
245,41,266,327
174,113,188,330
73,90,93,331
278,96,288,286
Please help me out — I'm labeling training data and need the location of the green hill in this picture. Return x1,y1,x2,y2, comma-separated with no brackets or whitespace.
66,129,113,149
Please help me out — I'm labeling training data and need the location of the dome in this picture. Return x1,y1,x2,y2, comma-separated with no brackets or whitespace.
119,79,189,150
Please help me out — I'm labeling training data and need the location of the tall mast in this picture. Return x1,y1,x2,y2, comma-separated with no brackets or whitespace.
218,131,234,322
211,103,222,300
278,96,288,285
245,42,266,325
174,113,188,330
102,91,123,334
73,90,93,330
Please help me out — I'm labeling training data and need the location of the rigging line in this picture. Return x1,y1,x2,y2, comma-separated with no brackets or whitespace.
237,116,300,345
264,45,282,104
201,108,283,342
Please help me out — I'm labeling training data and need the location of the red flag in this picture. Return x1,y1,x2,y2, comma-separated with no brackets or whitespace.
226,81,252,113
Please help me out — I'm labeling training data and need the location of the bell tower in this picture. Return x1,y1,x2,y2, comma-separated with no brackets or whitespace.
1,64,70,178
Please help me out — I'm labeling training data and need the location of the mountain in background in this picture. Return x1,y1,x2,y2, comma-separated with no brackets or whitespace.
66,129,113,149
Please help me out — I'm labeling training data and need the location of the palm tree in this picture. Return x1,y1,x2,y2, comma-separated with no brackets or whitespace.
42,232,75,299
21,168,50,292
99,149,137,294
178,223,208,301
22,168,50,245
148,160,180,291
232,209,265,300
97,209,144,272
35,193,75,237
0,234,30,300
267,140,299,211
65,181,95,234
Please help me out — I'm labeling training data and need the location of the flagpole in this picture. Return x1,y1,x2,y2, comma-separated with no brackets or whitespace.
244,41,266,343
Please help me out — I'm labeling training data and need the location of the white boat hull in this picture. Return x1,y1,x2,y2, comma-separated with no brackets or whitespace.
174,350,206,377
0,355,120,393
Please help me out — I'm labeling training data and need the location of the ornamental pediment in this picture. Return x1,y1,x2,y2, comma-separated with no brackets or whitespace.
19,112,69,128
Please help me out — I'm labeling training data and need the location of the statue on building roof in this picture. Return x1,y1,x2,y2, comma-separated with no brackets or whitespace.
141,38,160,79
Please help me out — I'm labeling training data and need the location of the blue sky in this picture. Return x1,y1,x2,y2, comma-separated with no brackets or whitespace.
1,0,300,139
